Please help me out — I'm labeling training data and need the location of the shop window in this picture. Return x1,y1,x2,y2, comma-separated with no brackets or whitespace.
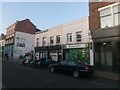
76,31,82,42
67,61,76,66
50,36,54,45
60,60,67,64
56,35,60,44
67,33,72,43
70,49,78,60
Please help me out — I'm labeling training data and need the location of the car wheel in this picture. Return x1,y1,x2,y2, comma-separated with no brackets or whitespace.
50,67,54,72
73,71,79,78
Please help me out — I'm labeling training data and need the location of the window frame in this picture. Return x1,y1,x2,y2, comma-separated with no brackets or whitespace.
56,35,60,44
42,37,46,46
67,33,72,43
50,36,54,45
76,31,82,42
99,3,120,28
36,38,39,46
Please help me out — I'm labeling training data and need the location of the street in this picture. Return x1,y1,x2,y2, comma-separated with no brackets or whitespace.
2,60,119,89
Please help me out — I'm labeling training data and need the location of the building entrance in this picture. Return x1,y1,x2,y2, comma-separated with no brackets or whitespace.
100,42,112,70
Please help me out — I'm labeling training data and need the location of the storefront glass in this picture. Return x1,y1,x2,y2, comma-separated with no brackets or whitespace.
94,42,113,70
64,48,90,64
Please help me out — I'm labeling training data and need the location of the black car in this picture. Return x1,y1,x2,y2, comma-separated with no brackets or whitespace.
48,60,94,78
38,58,58,68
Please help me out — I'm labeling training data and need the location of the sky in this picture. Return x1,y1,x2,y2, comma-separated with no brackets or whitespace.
1,1,89,34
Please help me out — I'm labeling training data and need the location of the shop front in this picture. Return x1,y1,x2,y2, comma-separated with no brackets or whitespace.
92,26,120,73
34,45,62,62
63,43,91,64
94,40,120,73
5,44,14,60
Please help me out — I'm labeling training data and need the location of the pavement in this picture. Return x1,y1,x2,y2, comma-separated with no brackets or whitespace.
3,58,23,64
95,70,120,81
0,82,1,89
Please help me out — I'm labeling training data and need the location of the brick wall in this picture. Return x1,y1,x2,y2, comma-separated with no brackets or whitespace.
15,19,36,34
89,2,115,31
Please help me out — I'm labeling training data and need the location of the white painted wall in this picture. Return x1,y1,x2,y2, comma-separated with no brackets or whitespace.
35,17,94,65
35,25,63,46
62,17,90,44
62,17,93,65
14,31,35,58
35,17,90,46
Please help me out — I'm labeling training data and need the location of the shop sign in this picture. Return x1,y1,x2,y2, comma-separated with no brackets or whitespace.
66,44,86,49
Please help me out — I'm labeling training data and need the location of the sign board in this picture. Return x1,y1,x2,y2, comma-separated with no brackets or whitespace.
66,44,86,49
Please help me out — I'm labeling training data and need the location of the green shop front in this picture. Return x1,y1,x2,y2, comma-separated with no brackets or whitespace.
63,43,92,64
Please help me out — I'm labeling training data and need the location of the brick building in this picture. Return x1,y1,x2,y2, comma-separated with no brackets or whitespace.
5,18,39,59
89,0,120,78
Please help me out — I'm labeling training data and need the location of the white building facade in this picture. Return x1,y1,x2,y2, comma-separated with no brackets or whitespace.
5,19,37,59
35,25,63,62
14,31,35,58
35,17,93,65
62,17,93,65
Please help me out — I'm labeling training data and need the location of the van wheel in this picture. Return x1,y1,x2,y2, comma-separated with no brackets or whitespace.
73,71,79,78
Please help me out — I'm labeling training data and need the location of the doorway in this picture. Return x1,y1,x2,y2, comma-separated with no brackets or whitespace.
100,42,112,71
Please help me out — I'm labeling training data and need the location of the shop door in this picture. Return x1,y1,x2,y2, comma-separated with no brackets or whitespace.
100,43,112,70
64,50,70,60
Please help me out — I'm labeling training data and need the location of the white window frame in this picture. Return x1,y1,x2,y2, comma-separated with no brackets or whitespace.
76,31,82,42
113,5,120,26
67,33,72,43
36,38,39,47
50,36,54,45
98,2,120,28
42,37,46,46
56,35,60,44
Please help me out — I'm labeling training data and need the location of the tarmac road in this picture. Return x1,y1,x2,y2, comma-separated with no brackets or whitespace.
2,60,120,89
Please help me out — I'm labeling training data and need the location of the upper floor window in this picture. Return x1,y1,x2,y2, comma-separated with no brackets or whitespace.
17,43,25,47
2,41,5,46
99,3,120,28
113,5,120,25
100,7,112,28
67,33,72,43
50,36,54,45
76,31,82,42
17,37,25,43
42,37,46,46
36,38,39,46
56,35,60,44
